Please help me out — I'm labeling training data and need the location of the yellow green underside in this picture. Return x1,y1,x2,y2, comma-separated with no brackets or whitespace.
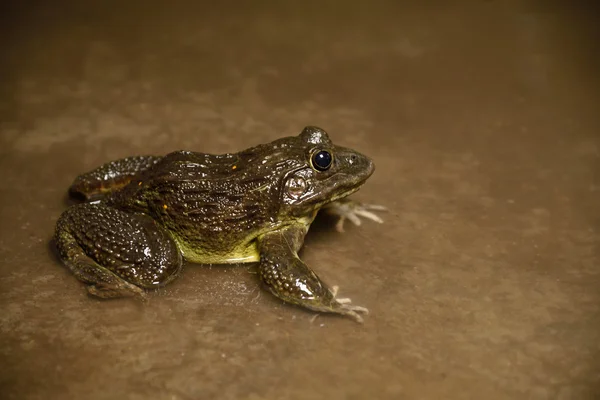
172,214,316,265
176,237,261,264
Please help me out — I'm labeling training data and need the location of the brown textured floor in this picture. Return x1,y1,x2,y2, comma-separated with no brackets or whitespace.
1,2,599,399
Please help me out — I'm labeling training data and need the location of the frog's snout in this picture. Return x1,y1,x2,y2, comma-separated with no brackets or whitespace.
365,156,375,177
362,157,375,182
340,149,374,183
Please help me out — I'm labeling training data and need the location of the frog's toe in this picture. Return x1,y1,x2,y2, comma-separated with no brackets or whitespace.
345,311,364,324
329,284,340,297
354,206,386,223
325,284,369,322
335,297,352,304
329,303,369,324
340,303,369,314
324,201,387,232
334,299,369,315
345,307,369,323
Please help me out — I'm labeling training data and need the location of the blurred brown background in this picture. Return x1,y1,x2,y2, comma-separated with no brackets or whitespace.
1,1,599,399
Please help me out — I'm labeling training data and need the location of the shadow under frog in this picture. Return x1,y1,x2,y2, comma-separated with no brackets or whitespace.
53,126,385,323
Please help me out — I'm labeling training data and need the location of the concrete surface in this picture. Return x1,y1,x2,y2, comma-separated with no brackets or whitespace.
1,1,599,399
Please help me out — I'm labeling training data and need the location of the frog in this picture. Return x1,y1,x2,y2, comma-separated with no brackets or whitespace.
54,126,385,323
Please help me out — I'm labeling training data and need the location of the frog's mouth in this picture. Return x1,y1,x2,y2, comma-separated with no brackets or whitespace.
320,150,375,201
320,165,375,207
327,181,365,204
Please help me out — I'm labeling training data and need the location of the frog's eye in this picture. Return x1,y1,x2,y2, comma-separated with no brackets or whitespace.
311,150,333,171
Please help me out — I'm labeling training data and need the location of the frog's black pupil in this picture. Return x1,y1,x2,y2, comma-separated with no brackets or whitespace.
312,150,332,171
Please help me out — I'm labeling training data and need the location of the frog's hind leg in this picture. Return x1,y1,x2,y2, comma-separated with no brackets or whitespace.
56,233,147,299
55,203,183,299
69,155,162,201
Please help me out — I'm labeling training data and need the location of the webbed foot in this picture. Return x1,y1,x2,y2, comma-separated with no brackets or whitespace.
87,281,148,301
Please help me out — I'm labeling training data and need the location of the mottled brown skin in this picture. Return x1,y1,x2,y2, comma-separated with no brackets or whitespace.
55,126,377,322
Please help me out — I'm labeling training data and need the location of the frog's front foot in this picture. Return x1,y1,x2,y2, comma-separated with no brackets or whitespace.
317,285,369,323
323,199,387,233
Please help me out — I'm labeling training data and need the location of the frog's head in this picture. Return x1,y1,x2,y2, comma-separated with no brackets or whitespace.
279,126,375,218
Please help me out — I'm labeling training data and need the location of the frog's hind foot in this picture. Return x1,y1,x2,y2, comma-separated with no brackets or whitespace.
323,199,387,233
87,281,148,301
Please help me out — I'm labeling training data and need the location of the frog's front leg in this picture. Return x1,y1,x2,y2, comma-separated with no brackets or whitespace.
55,203,182,299
322,198,387,232
257,226,368,323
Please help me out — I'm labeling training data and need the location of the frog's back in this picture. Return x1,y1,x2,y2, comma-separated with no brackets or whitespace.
109,142,303,263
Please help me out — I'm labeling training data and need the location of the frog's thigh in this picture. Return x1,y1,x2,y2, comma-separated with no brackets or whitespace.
55,203,182,298
69,155,162,200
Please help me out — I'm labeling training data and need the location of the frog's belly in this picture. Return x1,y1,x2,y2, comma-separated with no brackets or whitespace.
175,238,260,265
